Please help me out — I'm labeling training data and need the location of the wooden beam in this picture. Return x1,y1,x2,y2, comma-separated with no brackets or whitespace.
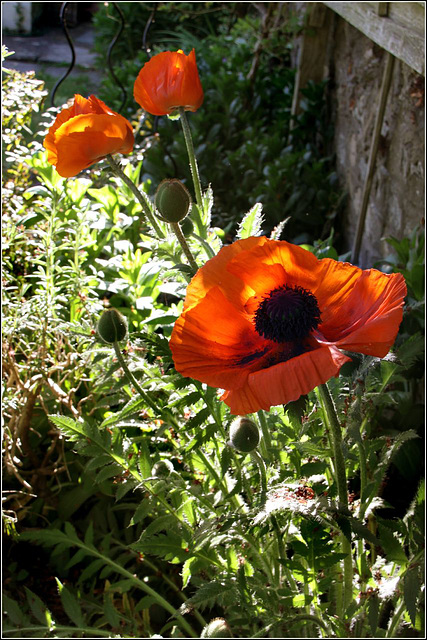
290,4,333,118
323,1,425,75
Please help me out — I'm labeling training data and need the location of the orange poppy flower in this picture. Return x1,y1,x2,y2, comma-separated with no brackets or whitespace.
133,49,204,116
170,237,407,415
43,94,134,177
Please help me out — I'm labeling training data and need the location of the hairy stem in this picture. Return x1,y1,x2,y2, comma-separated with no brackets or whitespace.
317,383,353,614
178,108,205,235
113,342,158,413
170,221,198,274
106,154,165,238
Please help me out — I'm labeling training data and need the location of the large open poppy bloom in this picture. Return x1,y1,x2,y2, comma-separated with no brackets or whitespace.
43,94,134,177
133,49,204,116
170,237,407,415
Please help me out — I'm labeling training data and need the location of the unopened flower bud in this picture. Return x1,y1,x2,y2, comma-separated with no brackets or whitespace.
229,417,260,453
96,309,128,344
152,459,174,478
155,179,191,223
201,618,232,638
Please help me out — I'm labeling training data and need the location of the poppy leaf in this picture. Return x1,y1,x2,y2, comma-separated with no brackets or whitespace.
403,565,421,627
237,202,264,239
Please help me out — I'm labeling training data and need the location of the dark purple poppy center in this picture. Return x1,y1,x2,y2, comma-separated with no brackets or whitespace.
254,284,321,343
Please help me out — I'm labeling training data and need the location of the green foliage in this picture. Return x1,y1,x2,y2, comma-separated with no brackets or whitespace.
93,5,342,242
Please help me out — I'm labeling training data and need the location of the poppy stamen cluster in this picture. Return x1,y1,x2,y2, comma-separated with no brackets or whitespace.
254,284,321,343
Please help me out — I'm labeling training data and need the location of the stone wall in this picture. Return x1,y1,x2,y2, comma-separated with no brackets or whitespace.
329,17,424,267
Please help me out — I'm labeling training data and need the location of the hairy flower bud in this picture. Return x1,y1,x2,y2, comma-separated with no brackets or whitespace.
155,179,191,223
201,618,232,638
97,309,128,344
152,459,174,478
229,417,260,453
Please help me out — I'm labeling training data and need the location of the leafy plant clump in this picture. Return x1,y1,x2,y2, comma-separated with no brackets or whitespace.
93,4,343,243
2,17,425,640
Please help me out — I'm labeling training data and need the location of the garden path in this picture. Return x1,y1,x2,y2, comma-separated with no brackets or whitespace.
3,21,102,95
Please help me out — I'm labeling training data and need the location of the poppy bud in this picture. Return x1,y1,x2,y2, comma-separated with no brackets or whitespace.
152,459,174,478
155,179,191,223
97,309,128,344
201,618,232,638
229,417,260,453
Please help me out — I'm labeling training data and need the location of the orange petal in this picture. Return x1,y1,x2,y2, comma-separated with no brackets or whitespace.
222,345,351,415
227,239,323,295
134,49,203,116
317,270,407,357
183,236,269,311
50,114,133,177
170,285,274,390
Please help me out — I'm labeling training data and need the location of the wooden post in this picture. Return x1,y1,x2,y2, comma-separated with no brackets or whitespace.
351,52,396,264
290,4,333,120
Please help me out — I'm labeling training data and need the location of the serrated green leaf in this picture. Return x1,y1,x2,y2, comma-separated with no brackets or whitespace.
140,514,178,539
49,414,102,445
187,407,211,430
270,217,290,240
181,556,198,589
95,462,123,484
220,446,232,477
85,453,113,472
55,578,85,627
138,439,152,478
184,579,239,611
2,594,30,627
315,552,348,569
349,517,379,545
130,499,151,526
84,521,94,547
403,565,421,626
65,548,87,571
20,528,70,548
101,395,149,428
378,523,408,564
77,558,106,584
237,202,264,239
103,590,122,628
24,587,52,626
177,496,196,526
397,333,424,368
64,521,79,541
132,533,190,563
115,478,139,501
368,593,380,635
100,565,115,580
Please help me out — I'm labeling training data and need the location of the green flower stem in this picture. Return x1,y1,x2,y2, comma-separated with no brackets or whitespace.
217,423,253,506
257,410,273,462
113,342,159,413
386,600,406,638
357,417,370,590
178,108,205,234
195,447,242,512
357,417,369,520
251,449,268,503
170,221,199,274
106,154,165,238
251,449,285,584
316,383,353,614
